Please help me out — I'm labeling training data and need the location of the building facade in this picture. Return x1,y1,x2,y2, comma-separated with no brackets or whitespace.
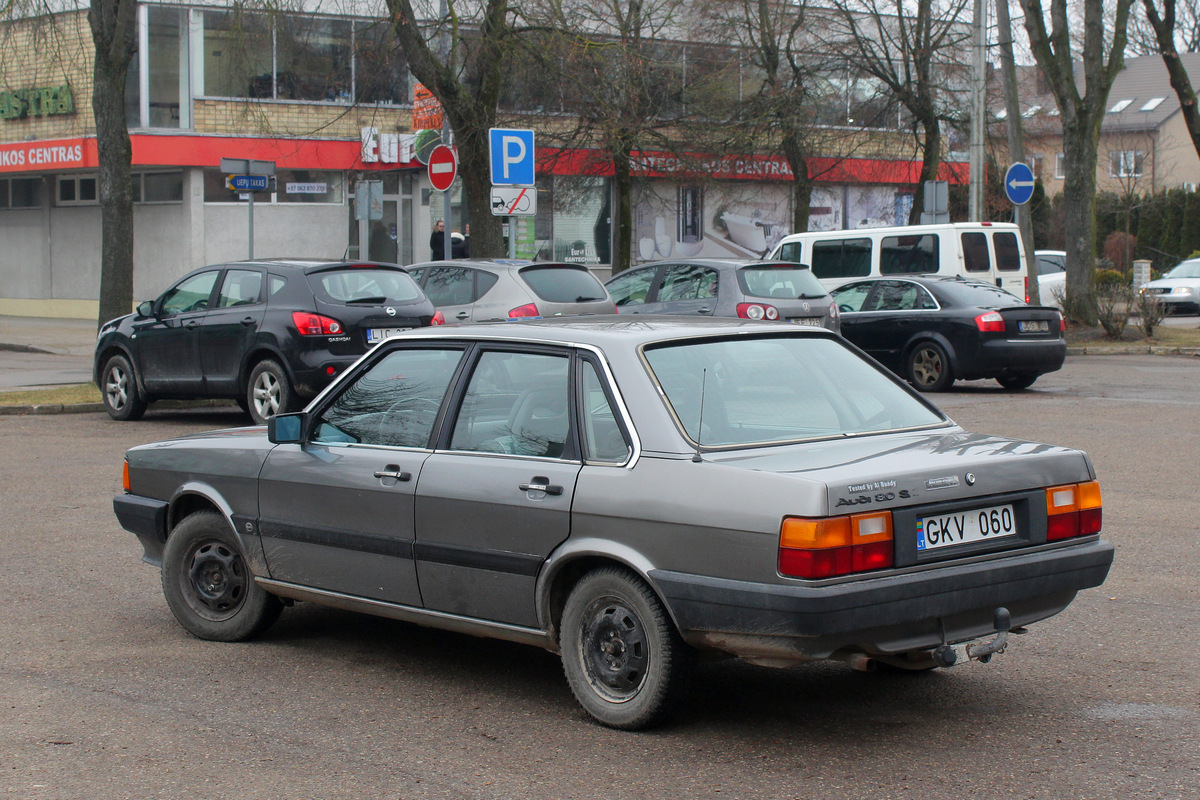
1,0,965,319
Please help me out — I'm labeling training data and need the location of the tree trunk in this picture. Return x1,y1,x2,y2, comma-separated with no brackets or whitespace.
1060,131,1100,323
611,139,634,275
908,114,942,224
780,129,812,233
89,0,137,329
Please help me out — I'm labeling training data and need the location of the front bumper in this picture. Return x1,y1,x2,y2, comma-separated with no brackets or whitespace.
651,537,1113,662
114,493,168,566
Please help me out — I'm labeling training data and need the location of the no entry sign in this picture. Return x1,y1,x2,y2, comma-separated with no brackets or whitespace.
427,144,458,191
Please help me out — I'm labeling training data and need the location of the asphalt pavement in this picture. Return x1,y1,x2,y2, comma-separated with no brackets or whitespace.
0,316,96,391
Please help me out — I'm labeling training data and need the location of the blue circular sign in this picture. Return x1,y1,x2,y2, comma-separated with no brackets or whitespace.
1004,162,1036,205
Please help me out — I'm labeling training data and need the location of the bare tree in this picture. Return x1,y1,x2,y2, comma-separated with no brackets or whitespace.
1021,0,1135,324
1141,0,1200,164
829,0,972,223
385,0,520,259
1130,0,1200,54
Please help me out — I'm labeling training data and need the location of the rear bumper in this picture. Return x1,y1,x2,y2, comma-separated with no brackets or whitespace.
966,338,1066,378
651,538,1113,661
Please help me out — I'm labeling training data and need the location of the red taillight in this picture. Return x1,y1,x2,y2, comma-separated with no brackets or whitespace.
975,311,1006,332
1045,481,1102,541
508,303,539,318
1024,276,1030,304
1059,313,1066,331
737,302,780,321
430,310,445,326
291,311,343,336
779,513,894,579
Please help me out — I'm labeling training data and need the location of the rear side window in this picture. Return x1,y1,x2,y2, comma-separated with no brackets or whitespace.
880,234,939,274
421,267,495,306
311,268,423,304
606,266,657,307
658,264,718,301
519,266,607,302
994,232,1021,271
738,265,827,299
217,269,263,308
961,232,990,272
810,238,872,280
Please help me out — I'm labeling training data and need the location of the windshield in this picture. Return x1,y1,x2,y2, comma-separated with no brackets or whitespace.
642,335,946,448
1165,260,1200,279
310,268,423,304
737,265,827,299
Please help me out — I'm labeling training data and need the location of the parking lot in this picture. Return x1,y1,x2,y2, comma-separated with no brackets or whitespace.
2,352,1198,799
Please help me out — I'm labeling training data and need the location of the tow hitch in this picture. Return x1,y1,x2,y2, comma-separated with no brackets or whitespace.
933,607,1017,668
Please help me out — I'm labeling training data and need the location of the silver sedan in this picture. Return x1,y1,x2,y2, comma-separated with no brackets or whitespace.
115,318,1113,729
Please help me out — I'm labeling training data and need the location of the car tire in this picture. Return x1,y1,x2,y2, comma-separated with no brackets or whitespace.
906,341,953,392
560,567,695,730
997,373,1038,391
99,354,148,421
161,510,282,642
246,359,295,425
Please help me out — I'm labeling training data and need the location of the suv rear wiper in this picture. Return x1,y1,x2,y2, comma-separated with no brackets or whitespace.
346,296,388,304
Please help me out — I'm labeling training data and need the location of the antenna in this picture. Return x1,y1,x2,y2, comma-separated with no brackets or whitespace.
692,368,706,463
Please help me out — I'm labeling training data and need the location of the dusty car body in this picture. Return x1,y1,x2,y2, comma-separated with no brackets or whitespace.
114,318,1113,729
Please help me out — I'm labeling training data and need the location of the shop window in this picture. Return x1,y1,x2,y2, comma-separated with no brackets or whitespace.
277,170,344,204
146,6,188,128
134,172,184,203
57,175,98,206
203,10,273,99
275,17,352,102
0,177,44,209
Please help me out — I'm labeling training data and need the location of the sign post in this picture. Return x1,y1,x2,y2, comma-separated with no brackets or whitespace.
427,144,458,261
489,129,536,259
220,158,276,259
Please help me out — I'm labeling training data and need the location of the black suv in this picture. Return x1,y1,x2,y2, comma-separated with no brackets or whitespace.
95,259,442,423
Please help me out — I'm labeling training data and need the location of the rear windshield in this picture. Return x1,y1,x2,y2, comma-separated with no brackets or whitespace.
934,280,1025,308
309,268,424,304
738,265,828,299
643,335,945,448
519,265,608,303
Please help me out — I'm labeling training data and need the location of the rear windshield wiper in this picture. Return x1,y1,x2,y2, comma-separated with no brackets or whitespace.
345,296,388,304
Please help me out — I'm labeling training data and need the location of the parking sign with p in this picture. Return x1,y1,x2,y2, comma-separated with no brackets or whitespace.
489,128,535,186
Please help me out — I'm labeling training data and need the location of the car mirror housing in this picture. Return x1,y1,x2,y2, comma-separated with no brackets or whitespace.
268,412,306,443
136,301,154,318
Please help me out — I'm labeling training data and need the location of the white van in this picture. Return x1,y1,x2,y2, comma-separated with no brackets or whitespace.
768,222,1029,298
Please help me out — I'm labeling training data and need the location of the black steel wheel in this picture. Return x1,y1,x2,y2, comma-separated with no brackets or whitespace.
905,341,954,392
997,373,1038,391
161,511,282,642
100,354,148,421
246,359,295,425
560,567,694,730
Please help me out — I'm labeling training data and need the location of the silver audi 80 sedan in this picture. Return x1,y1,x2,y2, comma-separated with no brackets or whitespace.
115,318,1113,729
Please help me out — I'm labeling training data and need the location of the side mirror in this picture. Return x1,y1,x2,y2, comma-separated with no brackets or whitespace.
268,412,306,443
136,301,154,318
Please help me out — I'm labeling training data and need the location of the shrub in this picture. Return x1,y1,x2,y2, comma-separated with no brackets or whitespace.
1094,283,1132,340
1095,268,1126,287
1133,290,1167,338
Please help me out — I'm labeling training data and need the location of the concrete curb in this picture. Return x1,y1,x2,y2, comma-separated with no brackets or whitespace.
1066,346,1200,356
0,343,55,355
0,402,106,416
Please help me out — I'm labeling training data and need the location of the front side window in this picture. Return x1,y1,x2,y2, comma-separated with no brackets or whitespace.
450,351,571,458
312,347,464,447
643,335,946,448
830,282,873,312
160,271,219,316
880,234,939,275
810,238,872,280
606,267,657,307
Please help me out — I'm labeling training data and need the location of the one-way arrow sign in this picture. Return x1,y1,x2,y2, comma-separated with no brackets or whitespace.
1004,162,1036,205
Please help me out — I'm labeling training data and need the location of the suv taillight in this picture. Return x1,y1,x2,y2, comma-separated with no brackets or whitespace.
292,311,343,336
430,310,445,326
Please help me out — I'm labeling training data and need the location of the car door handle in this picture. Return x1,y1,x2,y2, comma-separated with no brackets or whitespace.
241,316,256,326
697,307,712,314
456,311,470,319
374,465,412,481
520,477,563,496
185,319,200,329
